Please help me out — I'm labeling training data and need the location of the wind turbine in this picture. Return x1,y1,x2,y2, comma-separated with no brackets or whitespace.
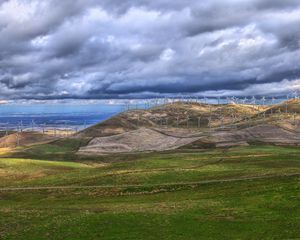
293,90,298,99
19,120,23,133
270,97,276,115
198,117,201,128
285,94,289,114
4,122,9,137
220,115,224,129
271,97,276,105
30,120,35,132
251,96,256,110
261,96,266,106
231,96,237,104
208,117,212,131
251,96,256,106
226,96,230,104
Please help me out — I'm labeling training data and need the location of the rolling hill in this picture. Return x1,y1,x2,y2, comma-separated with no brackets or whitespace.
0,132,56,148
1,101,299,155
78,102,265,138
77,101,300,154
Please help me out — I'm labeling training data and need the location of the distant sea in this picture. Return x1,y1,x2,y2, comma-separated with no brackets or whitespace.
0,103,129,131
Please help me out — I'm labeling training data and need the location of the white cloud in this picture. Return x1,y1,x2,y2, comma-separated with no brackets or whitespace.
0,0,300,99
160,48,176,61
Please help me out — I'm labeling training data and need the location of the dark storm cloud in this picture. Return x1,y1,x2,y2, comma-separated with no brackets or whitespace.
0,0,299,99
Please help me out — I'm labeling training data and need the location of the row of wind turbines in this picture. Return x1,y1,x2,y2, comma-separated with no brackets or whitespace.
124,90,299,110
0,91,299,135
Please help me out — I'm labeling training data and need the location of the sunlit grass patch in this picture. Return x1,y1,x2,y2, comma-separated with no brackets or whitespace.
0,148,15,156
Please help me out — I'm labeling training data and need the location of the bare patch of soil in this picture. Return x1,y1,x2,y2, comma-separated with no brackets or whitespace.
79,128,200,154
79,124,300,154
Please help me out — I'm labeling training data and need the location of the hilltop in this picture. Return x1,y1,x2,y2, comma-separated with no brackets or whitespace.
240,99,300,132
265,99,300,114
78,102,265,138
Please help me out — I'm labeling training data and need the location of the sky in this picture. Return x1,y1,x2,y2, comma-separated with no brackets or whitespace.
0,0,300,100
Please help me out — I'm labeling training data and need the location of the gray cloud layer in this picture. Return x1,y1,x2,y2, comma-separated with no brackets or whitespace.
0,0,300,99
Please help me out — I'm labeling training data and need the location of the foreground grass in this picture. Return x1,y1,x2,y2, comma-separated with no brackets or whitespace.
1,176,299,239
1,145,300,188
0,145,300,239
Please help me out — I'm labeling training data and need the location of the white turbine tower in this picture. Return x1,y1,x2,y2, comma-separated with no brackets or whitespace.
261,96,266,106
31,119,35,132
293,90,298,99
231,96,235,104
271,97,276,105
285,94,289,114
19,120,23,132
226,96,230,104
251,96,256,105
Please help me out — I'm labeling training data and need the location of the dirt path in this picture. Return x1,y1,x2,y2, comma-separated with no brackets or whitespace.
0,173,299,192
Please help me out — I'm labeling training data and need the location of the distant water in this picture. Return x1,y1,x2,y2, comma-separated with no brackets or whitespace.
0,103,128,131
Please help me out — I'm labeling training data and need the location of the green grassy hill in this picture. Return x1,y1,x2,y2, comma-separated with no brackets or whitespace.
0,145,300,239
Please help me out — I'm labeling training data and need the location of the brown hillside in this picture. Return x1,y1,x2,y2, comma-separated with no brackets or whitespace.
0,132,56,148
78,102,264,138
264,99,300,114
236,99,300,131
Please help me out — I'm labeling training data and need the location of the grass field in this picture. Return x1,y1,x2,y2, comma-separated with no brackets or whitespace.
0,144,300,239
